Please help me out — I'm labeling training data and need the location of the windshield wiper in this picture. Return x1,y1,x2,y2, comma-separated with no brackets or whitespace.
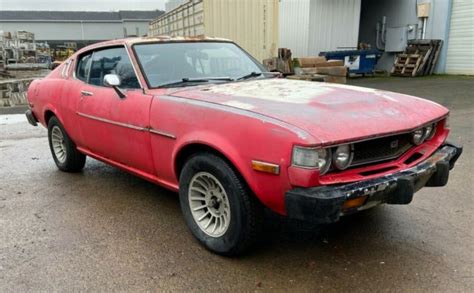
235,71,278,81
157,77,234,88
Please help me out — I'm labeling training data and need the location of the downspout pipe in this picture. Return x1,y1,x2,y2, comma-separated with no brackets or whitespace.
421,17,427,39
376,16,387,50
381,16,387,44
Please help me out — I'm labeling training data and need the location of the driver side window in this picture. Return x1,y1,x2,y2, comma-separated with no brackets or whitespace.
76,47,140,89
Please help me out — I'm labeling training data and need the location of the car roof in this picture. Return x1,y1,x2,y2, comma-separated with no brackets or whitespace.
76,35,233,55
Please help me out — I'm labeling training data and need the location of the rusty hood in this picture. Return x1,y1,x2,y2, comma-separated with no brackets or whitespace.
166,78,449,145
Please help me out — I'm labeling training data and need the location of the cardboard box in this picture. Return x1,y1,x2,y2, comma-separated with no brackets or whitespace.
297,57,327,68
315,66,347,77
299,60,344,71
286,74,325,82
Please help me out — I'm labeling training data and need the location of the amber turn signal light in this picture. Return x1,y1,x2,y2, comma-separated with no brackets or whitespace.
251,160,280,175
342,196,368,210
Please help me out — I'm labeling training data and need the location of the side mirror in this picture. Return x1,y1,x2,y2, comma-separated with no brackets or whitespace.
103,74,121,87
103,74,126,99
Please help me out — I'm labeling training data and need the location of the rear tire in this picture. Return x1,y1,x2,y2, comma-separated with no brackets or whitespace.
47,116,86,172
179,153,263,256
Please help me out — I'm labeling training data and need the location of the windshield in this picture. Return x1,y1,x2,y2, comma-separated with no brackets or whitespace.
133,42,265,88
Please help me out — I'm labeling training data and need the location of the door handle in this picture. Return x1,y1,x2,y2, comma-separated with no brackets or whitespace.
80,90,94,97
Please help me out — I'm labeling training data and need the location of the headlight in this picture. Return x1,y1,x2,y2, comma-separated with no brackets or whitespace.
424,123,436,140
292,146,331,174
412,128,424,145
292,147,318,168
315,148,332,174
333,144,353,170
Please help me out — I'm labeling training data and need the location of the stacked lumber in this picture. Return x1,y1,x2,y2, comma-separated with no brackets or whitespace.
391,39,443,77
288,57,347,84
0,33,5,75
263,48,293,75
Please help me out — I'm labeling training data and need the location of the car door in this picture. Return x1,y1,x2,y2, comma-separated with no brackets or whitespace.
75,46,155,174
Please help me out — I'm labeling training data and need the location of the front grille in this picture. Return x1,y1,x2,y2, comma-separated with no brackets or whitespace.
351,133,413,167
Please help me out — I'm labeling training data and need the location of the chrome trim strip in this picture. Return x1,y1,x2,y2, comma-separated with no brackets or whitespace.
76,112,146,131
149,128,177,139
76,111,176,139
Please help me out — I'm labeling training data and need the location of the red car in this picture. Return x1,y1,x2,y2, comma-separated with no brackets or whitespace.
26,37,462,255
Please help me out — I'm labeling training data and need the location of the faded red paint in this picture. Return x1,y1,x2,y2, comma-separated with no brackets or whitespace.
27,38,450,215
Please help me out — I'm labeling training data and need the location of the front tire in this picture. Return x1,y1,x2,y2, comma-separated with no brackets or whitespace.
48,116,86,172
179,153,263,256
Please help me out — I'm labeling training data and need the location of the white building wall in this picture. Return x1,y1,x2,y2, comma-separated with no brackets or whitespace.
279,0,361,57
279,0,310,57
445,0,474,74
307,0,361,56
0,21,151,41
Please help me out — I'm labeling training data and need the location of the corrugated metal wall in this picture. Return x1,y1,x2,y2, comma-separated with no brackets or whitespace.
279,0,361,57
149,0,279,62
205,0,279,61
446,0,474,74
307,0,361,56
279,0,310,57
150,0,206,36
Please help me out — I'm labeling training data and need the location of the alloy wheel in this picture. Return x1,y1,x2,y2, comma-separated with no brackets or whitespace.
188,172,231,237
51,125,67,163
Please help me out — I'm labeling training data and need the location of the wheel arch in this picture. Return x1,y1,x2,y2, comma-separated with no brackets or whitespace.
42,103,63,127
174,142,243,183
44,109,56,125
173,141,269,211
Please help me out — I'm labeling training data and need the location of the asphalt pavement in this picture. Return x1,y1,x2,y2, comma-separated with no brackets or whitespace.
0,76,473,291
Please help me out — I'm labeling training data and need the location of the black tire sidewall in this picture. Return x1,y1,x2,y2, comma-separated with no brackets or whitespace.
179,154,248,255
47,116,82,171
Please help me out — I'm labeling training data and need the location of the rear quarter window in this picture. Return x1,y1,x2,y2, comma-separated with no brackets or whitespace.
76,53,92,82
61,59,73,79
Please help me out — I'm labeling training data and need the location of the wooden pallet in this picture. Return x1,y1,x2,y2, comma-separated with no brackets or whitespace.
0,46,5,72
391,53,423,77
427,40,443,75
391,40,443,77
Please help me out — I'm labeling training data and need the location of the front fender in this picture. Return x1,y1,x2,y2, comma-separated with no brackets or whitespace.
150,95,314,215
171,130,294,215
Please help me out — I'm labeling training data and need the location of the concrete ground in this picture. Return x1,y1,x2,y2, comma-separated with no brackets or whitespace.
1,76,473,291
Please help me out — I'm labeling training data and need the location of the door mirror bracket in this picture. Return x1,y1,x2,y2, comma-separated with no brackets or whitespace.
104,74,126,99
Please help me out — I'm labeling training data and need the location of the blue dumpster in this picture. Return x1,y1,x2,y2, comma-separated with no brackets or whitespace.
319,49,381,75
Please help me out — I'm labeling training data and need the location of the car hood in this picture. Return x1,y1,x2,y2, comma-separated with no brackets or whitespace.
164,79,448,145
